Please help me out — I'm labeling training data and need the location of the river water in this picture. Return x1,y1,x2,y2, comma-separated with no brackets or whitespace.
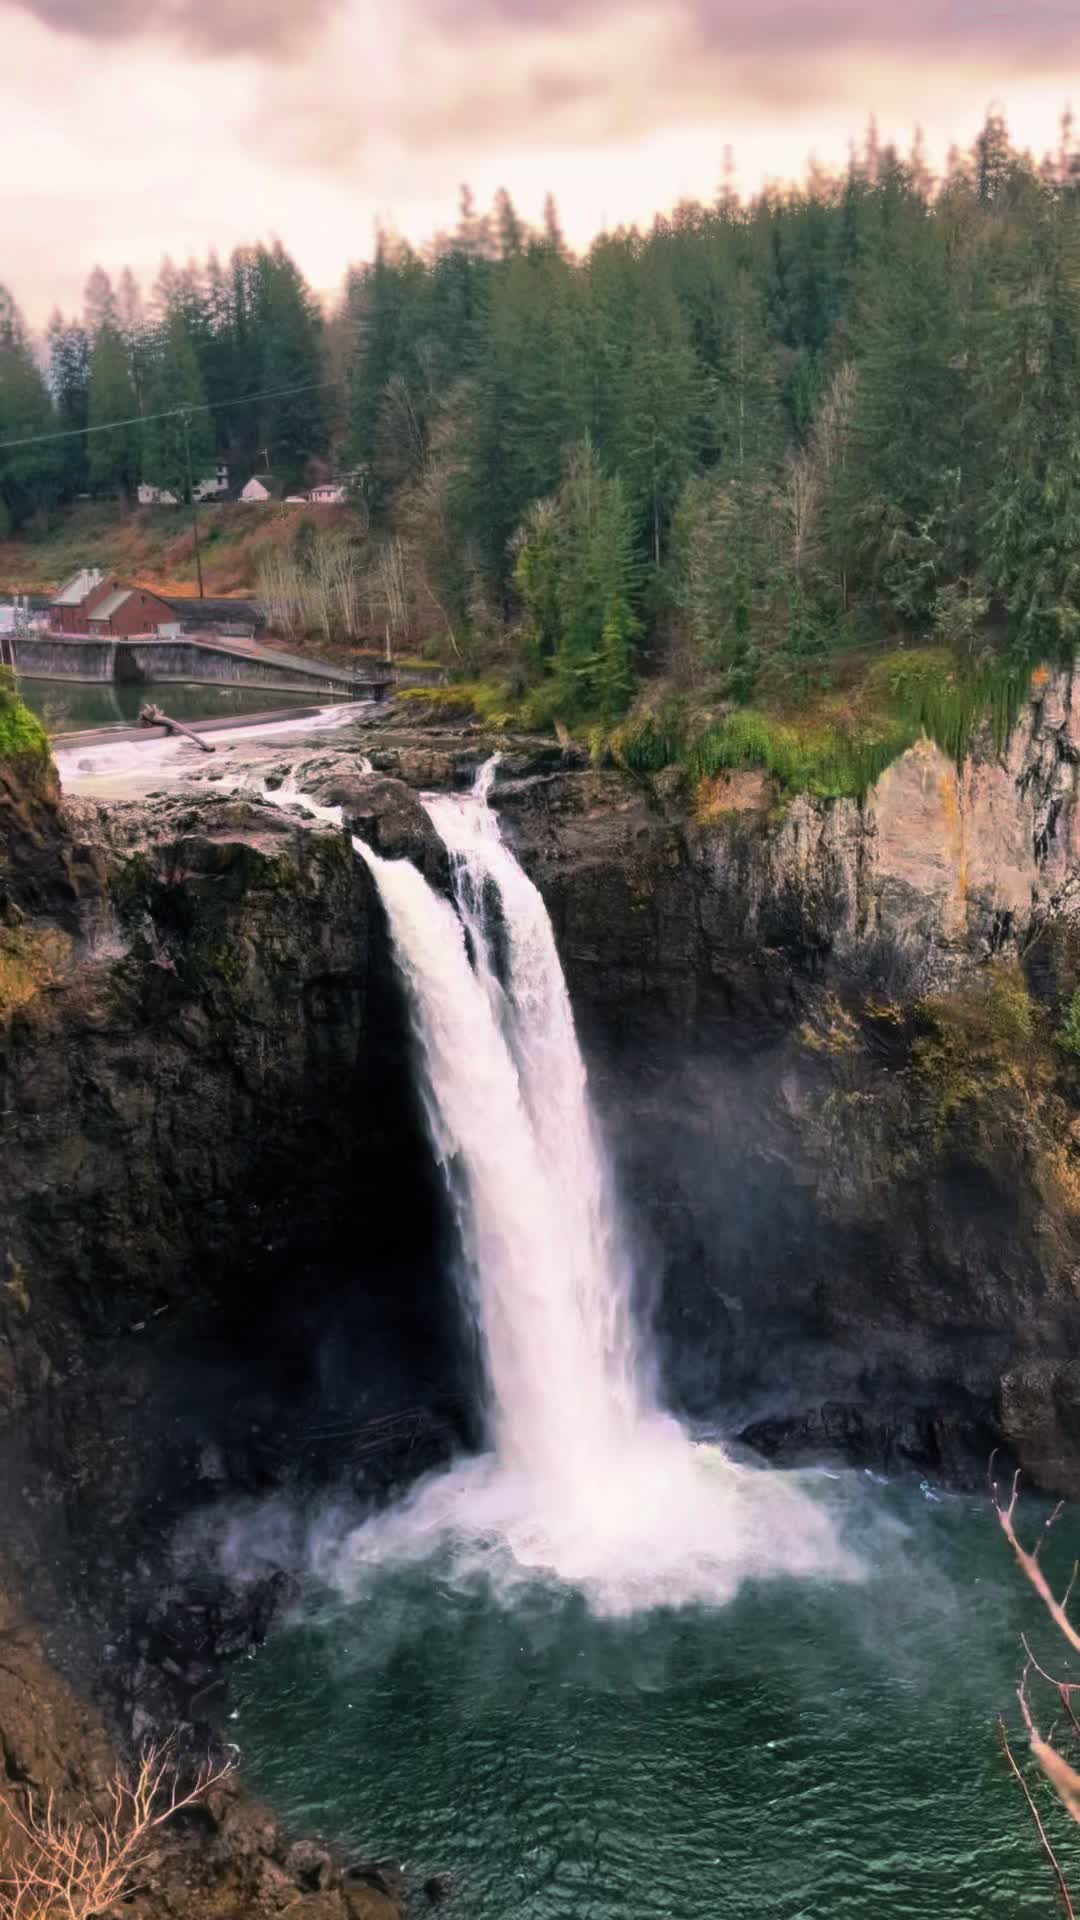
19,676,342,734
234,1474,1058,1918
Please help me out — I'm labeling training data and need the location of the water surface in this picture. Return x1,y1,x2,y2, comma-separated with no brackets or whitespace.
18,677,341,734
236,1475,1062,1920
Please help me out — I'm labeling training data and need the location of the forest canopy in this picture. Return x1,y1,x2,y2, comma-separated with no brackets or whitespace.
4,113,1080,743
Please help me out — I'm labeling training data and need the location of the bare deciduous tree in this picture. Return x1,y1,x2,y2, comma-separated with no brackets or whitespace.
0,1741,233,1920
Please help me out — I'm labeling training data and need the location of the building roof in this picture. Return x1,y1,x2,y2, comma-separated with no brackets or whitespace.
88,587,134,623
53,567,106,607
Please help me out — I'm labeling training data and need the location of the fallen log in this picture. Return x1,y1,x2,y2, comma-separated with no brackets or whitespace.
138,703,216,753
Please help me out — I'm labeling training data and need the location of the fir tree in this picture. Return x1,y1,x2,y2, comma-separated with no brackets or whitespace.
142,309,214,498
87,321,139,500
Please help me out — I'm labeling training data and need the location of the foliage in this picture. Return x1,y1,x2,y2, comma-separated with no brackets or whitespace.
0,669,49,768
1056,988,1080,1058
865,648,1028,760
4,119,1080,772
686,707,918,799
912,964,1041,1128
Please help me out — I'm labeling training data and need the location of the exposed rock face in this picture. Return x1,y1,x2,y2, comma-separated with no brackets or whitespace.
0,749,105,927
5,679,1080,1905
0,763,462,1916
495,675,1080,1495
306,770,451,891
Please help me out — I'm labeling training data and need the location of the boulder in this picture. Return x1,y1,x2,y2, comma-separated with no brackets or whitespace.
286,1838,336,1892
311,773,450,894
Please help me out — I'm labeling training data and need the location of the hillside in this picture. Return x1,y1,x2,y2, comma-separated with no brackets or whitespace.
0,499,366,600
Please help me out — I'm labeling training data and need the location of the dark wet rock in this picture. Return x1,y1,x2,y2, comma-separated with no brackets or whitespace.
309,771,451,893
287,1839,336,1891
423,1870,455,1904
345,1861,407,1901
0,749,106,928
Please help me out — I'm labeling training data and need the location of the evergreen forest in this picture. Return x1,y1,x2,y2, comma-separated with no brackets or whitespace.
5,112,1080,785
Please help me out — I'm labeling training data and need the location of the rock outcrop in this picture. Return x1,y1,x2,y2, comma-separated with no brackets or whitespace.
495,671,1080,1494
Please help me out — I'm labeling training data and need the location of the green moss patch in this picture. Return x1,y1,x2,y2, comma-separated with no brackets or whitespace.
913,963,1044,1129
0,671,49,772
0,925,70,1021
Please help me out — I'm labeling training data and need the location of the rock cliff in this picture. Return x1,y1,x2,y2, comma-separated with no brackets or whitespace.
4,678,1080,1905
494,668,1080,1493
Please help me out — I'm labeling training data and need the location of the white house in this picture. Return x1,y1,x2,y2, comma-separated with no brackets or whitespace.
137,483,180,507
308,483,347,506
192,464,229,502
240,475,273,504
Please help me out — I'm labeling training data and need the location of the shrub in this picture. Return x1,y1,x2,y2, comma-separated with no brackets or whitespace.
913,963,1040,1127
0,671,48,769
686,708,916,800
1056,988,1080,1058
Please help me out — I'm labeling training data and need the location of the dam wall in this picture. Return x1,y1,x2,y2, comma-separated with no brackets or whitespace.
11,634,388,699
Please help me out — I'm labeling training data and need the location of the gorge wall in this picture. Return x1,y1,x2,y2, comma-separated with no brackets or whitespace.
496,666,1080,1493
2,672,1080,1898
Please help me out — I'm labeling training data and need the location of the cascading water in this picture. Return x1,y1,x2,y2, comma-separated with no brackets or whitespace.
334,761,857,1614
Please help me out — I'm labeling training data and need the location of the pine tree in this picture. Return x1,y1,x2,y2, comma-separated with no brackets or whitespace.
829,202,971,620
47,313,90,499
252,243,325,488
142,309,214,498
514,438,640,715
0,287,61,531
982,196,1080,653
613,279,702,566
87,321,139,500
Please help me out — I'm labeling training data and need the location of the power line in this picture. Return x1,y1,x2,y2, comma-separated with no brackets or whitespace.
0,376,343,453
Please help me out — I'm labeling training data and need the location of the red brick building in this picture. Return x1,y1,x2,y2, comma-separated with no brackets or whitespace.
48,568,120,634
86,586,176,639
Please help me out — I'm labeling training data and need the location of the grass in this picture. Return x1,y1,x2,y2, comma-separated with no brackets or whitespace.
394,681,526,728
603,646,1041,802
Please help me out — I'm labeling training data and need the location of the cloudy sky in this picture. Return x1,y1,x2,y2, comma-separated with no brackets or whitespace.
3,0,1078,323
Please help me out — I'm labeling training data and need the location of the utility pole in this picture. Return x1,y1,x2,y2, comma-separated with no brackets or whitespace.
182,411,206,600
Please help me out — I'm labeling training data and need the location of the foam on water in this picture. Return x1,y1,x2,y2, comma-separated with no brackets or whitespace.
55,701,369,798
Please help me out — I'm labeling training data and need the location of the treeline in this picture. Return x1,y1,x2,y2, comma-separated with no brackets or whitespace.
5,113,1080,720
345,113,1080,717
0,242,326,526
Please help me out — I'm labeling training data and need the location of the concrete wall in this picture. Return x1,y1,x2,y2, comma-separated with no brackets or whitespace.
11,634,385,699
14,637,117,681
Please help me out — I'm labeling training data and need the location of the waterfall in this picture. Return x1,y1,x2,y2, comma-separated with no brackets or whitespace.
361,769,641,1501
341,762,856,1614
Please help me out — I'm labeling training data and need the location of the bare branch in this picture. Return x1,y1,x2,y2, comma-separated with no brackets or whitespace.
993,1473,1080,1658
998,1718,1077,1918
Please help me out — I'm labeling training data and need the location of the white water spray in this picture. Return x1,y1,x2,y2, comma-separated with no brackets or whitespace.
336,761,859,1613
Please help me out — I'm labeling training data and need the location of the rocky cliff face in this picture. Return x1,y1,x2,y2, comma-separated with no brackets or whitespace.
495,669,1080,1495
0,760,463,1916
4,683,1080,1905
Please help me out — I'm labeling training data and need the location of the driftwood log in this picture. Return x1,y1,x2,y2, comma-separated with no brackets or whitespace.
138,704,216,753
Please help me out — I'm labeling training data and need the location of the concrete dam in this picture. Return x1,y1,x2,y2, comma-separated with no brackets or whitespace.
9,632,392,701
